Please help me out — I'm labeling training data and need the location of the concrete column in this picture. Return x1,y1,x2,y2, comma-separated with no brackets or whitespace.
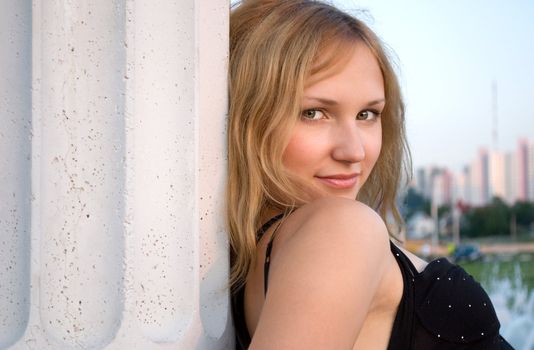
39,0,126,348
197,0,232,347
129,0,231,347
130,0,198,344
1,0,231,349
0,0,32,348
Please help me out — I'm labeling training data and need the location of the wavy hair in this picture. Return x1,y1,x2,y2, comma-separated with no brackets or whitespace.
228,0,412,291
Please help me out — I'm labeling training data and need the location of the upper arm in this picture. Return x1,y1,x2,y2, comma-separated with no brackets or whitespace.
249,198,390,350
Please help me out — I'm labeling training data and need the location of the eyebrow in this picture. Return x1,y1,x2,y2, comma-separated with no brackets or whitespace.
304,97,386,107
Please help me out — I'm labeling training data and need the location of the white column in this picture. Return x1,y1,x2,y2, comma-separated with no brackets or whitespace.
2,0,232,349
0,1,32,349
197,0,232,347
39,1,126,348
131,0,197,342
129,0,231,347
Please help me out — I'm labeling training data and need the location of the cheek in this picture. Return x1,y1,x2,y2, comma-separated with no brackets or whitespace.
370,135,383,165
365,125,383,168
282,134,308,172
282,128,323,173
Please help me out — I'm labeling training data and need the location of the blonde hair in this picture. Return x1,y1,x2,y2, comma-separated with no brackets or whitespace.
228,0,412,291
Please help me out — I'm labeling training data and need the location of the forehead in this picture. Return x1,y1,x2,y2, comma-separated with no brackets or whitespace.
306,39,380,87
304,42,384,97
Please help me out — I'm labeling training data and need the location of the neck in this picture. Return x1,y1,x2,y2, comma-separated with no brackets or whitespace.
260,207,283,225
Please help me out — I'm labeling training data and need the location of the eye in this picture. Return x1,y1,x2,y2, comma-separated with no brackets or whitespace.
356,110,381,121
301,109,325,121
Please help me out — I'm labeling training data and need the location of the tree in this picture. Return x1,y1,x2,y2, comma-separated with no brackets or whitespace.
512,201,534,227
461,197,510,237
401,187,430,220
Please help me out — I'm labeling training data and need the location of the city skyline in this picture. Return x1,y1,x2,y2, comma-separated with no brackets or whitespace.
336,0,534,172
413,136,534,208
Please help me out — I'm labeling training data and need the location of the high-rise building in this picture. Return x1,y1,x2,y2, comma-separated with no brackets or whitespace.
490,151,506,201
469,159,481,206
415,138,533,206
414,166,443,201
415,167,427,197
504,151,518,205
470,149,490,206
480,149,490,204
528,140,534,201
432,169,453,207
452,168,466,204
517,139,529,201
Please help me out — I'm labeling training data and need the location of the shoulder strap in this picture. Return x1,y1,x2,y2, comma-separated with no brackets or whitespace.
387,240,416,349
263,219,284,295
255,214,285,296
256,213,284,241
389,241,419,276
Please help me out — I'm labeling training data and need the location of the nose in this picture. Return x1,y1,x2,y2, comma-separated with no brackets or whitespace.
331,122,365,163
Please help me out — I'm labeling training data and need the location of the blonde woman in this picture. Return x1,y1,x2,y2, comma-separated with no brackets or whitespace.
227,1,513,349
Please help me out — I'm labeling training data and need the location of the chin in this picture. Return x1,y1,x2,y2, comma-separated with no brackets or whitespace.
324,189,359,200
341,193,359,200
303,180,360,201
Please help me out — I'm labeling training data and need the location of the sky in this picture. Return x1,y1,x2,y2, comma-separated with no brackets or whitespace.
333,0,534,172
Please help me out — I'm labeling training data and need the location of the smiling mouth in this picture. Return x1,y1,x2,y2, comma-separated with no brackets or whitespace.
315,174,360,189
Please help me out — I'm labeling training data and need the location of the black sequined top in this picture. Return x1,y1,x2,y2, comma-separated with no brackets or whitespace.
231,215,515,349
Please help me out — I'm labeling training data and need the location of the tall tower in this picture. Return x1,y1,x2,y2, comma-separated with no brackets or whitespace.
489,81,506,202
518,138,529,201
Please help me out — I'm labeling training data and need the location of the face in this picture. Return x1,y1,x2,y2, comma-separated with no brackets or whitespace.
282,42,384,200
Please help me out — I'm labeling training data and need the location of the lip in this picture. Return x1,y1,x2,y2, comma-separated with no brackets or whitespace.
315,173,360,189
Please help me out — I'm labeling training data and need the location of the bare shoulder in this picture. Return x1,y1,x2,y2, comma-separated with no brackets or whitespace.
250,198,391,349
274,197,390,255
271,197,391,284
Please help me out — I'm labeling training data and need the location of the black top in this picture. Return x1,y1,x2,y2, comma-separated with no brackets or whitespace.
231,215,515,349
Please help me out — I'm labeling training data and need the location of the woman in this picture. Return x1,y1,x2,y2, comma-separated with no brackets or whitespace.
227,1,514,349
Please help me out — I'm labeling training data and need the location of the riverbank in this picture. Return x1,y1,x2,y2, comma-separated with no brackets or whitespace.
480,242,534,253
405,239,534,256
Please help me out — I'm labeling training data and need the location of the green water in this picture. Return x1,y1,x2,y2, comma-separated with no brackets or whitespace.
456,253,534,348
459,253,534,295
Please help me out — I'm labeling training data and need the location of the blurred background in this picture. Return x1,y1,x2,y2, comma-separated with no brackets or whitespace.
333,0,534,347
